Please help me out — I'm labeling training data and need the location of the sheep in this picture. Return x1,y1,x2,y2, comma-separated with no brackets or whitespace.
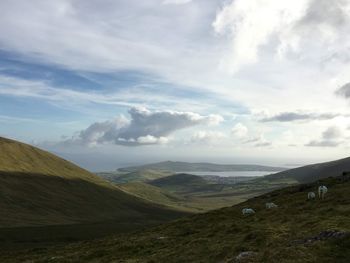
308,192,316,200
242,208,255,215
265,202,278,209
318,185,328,200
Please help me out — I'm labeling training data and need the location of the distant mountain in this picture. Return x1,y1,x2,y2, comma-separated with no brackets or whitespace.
263,156,350,183
97,169,172,184
0,137,188,228
118,161,286,173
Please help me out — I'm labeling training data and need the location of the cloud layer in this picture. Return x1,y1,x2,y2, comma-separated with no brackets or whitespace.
305,126,343,147
260,111,343,122
213,0,350,72
66,107,223,146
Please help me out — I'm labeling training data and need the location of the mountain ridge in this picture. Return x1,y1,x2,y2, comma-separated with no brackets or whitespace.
0,137,189,228
263,156,350,183
118,160,286,173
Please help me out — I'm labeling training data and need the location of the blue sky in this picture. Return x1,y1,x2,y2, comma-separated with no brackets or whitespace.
1,0,350,171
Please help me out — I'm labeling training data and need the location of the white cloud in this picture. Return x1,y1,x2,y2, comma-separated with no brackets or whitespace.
213,0,350,72
190,130,226,144
244,134,272,147
2,0,350,164
137,135,169,145
231,122,248,138
64,107,223,146
213,0,309,72
322,126,342,140
305,126,343,147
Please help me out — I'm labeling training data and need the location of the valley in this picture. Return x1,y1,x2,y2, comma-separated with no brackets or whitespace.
0,137,349,262
2,174,349,262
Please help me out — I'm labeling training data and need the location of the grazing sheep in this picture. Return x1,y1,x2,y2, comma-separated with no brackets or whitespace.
308,192,316,200
318,185,328,200
242,208,255,215
265,202,278,209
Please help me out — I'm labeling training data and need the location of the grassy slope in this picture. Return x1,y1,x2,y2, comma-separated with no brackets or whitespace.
4,175,349,262
0,137,189,228
118,181,249,213
98,169,172,184
121,173,294,212
117,182,193,211
264,156,350,183
149,173,211,193
0,137,102,183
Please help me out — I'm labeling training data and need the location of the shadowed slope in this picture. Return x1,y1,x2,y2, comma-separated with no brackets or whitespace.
264,156,350,183
0,137,189,228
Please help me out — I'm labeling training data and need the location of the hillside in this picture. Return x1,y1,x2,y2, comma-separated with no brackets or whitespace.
0,137,103,183
149,173,215,194
119,161,286,173
3,174,349,262
117,182,196,212
98,169,172,184
120,174,278,212
0,137,189,229
263,156,350,183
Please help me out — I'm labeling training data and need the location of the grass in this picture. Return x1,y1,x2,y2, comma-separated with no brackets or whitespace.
2,175,348,262
0,137,103,184
117,182,196,211
98,169,172,183
0,137,190,244
117,173,298,212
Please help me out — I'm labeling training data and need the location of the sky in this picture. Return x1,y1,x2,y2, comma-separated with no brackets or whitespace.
1,0,350,171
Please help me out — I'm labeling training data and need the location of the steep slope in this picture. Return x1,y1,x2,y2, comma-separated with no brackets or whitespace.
0,137,189,228
0,137,101,183
119,161,286,173
4,174,349,262
263,156,350,183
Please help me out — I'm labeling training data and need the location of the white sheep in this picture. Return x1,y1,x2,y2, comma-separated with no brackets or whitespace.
308,192,316,200
242,208,255,215
318,185,328,200
265,202,278,209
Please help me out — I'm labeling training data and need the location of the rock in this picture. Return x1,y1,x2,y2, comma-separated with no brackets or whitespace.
291,230,349,246
235,251,257,262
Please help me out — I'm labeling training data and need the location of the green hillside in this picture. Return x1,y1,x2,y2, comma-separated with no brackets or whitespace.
98,169,172,183
118,181,244,213
149,173,216,193
0,137,189,229
263,156,350,183
3,174,349,262
119,161,286,173
0,137,103,183
117,182,195,212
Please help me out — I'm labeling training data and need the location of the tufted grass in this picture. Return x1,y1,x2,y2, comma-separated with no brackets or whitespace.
1,175,349,262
